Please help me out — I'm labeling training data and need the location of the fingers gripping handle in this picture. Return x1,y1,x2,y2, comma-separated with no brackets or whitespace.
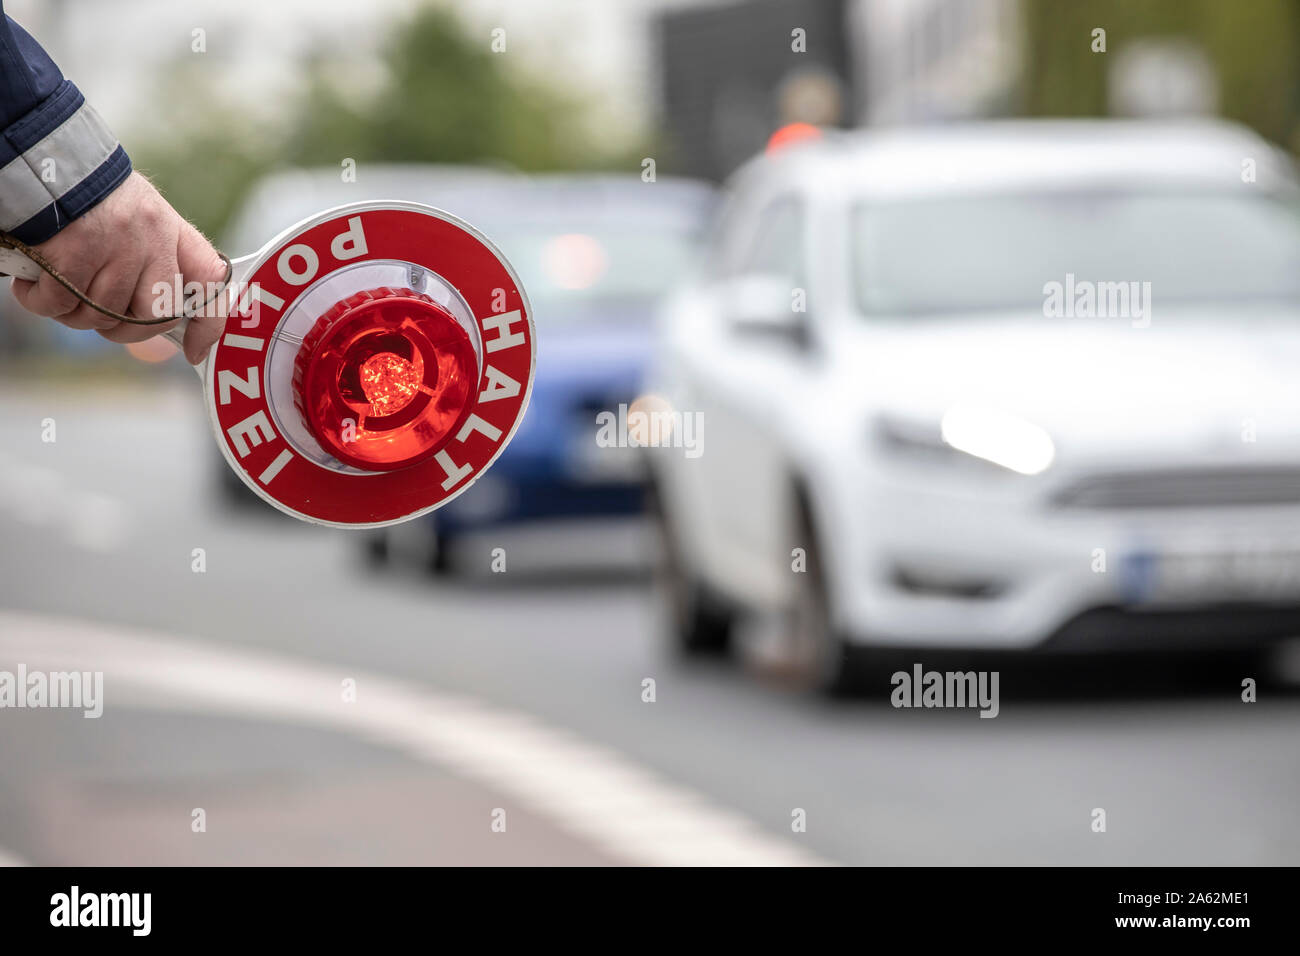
0,243,238,367
3,246,193,349
162,315,191,349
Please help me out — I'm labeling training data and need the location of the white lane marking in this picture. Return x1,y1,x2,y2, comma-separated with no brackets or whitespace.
0,612,827,867
64,491,128,552
0,459,127,552
0,463,66,527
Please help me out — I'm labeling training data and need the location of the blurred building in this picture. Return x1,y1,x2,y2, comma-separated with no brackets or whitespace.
854,0,1020,124
654,0,1295,183
658,0,857,181
654,0,1022,179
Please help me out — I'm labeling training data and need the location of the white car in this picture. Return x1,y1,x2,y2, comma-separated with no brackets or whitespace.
648,120,1300,692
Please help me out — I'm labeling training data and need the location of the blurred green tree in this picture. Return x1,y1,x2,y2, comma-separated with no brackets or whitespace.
1019,0,1300,148
136,6,643,240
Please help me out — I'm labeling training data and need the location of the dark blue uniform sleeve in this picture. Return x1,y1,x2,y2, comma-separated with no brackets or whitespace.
0,1,132,244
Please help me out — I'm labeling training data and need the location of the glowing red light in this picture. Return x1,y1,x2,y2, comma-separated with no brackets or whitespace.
293,287,478,471
765,122,822,153
359,351,422,417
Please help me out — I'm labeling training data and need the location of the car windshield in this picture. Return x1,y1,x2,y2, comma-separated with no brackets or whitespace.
481,222,701,323
851,190,1300,316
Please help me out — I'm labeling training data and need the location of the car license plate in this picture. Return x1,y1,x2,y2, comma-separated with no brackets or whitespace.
1122,546,1300,604
567,436,644,484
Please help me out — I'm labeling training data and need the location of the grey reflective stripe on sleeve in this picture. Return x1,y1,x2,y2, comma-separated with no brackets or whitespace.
0,155,51,230
0,101,121,231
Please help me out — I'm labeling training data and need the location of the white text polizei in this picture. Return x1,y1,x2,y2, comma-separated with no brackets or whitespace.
214,218,367,486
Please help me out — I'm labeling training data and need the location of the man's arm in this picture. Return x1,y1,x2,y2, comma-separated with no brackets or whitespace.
0,3,225,363
0,8,131,244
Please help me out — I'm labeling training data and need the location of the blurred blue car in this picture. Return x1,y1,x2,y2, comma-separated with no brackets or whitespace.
368,175,716,573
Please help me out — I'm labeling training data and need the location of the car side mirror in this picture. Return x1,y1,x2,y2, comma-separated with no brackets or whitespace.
722,273,808,347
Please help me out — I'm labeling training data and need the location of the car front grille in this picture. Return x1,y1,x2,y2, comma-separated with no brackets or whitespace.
1051,466,1300,509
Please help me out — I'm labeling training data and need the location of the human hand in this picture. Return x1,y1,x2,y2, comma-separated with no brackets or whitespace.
9,171,227,364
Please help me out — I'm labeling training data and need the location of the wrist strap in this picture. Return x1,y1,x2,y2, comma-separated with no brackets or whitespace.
0,230,232,326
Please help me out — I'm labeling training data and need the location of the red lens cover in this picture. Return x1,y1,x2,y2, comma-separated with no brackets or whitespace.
292,287,478,471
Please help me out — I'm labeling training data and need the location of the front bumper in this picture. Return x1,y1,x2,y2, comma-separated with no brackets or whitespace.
434,455,646,532
823,458,1300,651
1041,604,1300,652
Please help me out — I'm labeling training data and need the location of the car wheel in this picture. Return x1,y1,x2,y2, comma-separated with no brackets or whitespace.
362,530,390,568
375,518,453,576
425,529,453,576
649,482,733,655
787,499,857,695
409,519,452,577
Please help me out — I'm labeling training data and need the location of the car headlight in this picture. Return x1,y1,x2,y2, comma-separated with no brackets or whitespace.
940,405,1054,475
874,407,1055,476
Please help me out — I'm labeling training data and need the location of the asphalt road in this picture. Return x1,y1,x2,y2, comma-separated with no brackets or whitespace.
0,378,1298,866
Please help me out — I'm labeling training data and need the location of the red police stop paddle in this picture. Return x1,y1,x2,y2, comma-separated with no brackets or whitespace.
0,201,535,528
